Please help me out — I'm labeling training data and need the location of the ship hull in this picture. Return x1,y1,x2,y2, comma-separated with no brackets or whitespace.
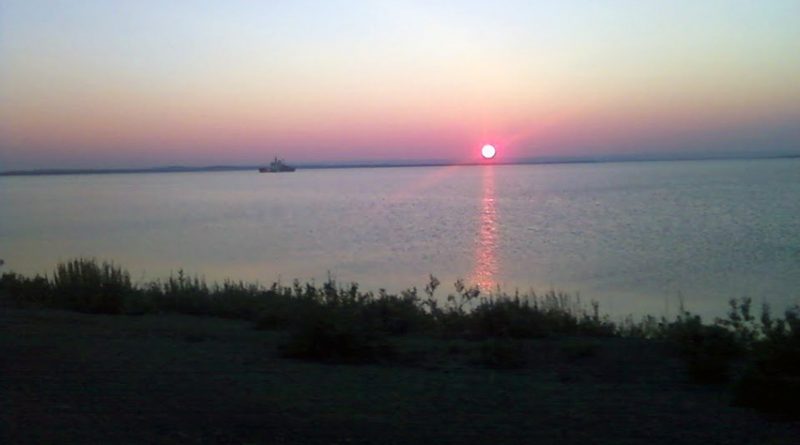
259,167,295,173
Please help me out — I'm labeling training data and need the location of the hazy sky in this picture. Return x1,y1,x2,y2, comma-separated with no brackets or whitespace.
1,0,799,169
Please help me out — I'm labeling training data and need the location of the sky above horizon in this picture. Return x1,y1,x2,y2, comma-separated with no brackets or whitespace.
1,0,799,169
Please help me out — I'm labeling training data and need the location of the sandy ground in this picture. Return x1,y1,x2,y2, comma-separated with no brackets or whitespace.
1,306,798,444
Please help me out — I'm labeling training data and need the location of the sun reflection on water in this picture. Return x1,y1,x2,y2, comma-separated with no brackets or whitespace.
471,166,498,291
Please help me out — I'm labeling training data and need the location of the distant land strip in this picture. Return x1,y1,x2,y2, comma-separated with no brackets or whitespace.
2,153,798,176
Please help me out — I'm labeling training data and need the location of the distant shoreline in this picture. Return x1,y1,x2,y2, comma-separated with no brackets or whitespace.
2,153,798,177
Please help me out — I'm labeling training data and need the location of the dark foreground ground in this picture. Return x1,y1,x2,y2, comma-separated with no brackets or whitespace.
1,307,798,444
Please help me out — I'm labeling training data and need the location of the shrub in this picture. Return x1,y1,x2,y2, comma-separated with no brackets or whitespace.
733,306,800,418
661,309,742,383
715,297,762,347
458,291,615,340
683,325,742,383
253,291,296,330
279,308,394,364
468,297,547,339
0,272,51,305
360,294,431,335
51,259,133,314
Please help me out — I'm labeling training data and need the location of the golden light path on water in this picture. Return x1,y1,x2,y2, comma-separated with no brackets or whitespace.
471,165,498,291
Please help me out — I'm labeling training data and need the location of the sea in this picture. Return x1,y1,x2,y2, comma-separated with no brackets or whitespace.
2,158,799,318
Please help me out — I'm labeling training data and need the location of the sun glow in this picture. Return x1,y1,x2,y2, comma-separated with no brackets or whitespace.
481,144,496,159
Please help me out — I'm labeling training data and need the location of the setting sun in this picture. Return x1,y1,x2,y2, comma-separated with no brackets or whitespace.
481,144,496,159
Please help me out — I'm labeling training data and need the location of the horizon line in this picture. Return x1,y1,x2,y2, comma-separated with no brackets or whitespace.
2,152,799,177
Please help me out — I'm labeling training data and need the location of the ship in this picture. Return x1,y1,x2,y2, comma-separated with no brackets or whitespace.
259,157,296,173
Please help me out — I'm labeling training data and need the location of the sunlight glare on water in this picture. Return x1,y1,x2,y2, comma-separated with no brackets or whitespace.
471,166,498,290
2,159,799,317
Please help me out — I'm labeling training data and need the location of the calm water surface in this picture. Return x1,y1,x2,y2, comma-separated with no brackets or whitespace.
2,159,799,317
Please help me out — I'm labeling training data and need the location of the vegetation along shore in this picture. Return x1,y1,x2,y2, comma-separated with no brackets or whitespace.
2,258,799,444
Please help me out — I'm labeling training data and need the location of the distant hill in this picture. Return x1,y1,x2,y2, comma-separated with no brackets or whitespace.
0,165,256,176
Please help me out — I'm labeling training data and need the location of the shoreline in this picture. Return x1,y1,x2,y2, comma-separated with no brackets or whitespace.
2,258,800,436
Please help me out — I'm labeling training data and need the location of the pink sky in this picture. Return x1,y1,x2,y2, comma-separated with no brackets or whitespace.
1,1,798,169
